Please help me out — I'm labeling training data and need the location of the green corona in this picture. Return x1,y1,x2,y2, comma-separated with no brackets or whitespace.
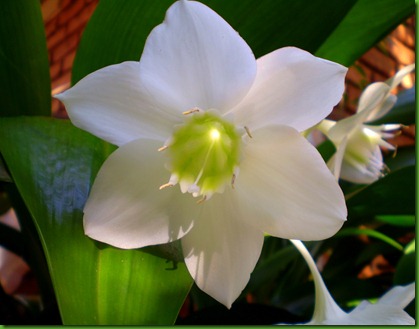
168,111,241,197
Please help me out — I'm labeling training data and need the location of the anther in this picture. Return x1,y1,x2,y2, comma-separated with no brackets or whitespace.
244,126,253,138
183,107,200,115
158,145,169,152
231,173,236,189
159,183,174,190
197,195,207,204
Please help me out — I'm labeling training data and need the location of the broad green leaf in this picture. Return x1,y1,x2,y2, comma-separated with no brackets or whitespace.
316,0,415,65
0,0,50,116
73,0,414,84
0,117,192,325
335,227,403,251
346,166,414,222
201,0,357,59
72,0,172,83
72,0,357,82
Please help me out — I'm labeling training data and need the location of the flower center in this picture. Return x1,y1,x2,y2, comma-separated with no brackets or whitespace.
162,111,241,200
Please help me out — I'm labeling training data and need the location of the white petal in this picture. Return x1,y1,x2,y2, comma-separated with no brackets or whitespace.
290,240,347,325
386,63,415,90
338,128,384,184
357,82,391,114
377,283,415,309
56,62,179,146
236,125,347,240
365,93,397,123
327,82,390,143
290,241,415,325
326,303,415,325
363,64,415,122
339,148,383,184
327,135,349,181
181,191,264,308
84,139,197,249
229,47,347,132
139,0,256,112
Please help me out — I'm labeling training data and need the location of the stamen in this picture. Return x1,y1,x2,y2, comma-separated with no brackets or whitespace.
244,126,253,138
158,145,169,152
392,146,398,158
159,183,173,190
231,173,236,189
197,195,207,204
182,107,200,115
382,163,391,175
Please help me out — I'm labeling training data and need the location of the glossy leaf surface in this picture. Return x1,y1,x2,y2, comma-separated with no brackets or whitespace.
0,117,192,324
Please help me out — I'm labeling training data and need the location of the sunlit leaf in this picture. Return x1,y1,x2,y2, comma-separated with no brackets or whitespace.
404,239,415,254
0,117,192,324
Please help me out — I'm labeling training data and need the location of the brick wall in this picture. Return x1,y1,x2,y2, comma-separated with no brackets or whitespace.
42,0,98,117
42,1,415,125
335,17,416,120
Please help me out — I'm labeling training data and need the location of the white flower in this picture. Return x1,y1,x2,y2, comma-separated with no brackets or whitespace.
287,240,415,325
317,64,415,184
56,0,348,307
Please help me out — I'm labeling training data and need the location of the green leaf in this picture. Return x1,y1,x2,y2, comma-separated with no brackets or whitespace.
201,0,357,59
316,0,415,65
385,146,415,172
404,239,415,254
72,0,358,82
72,0,173,83
0,0,51,116
390,238,415,286
375,215,415,227
346,166,414,222
335,227,404,251
316,139,336,163
73,0,413,84
394,251,415,285
0,117,192,324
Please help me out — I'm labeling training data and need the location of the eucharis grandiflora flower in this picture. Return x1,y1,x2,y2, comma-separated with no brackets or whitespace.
316,64,415,184
57,0,348,307
287,240,415,325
